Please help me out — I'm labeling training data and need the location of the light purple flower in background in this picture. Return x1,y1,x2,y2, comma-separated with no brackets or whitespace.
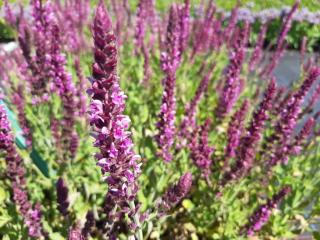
249,22,269,72
156,4,182,162
261,0,300,77
179,0,190,53
190,0,216,59
74,58,88,117
50,23,78,160
134,0,148,54
216,22,249,119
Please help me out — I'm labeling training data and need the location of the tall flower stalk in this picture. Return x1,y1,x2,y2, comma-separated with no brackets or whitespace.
0,105,44,238
224,100,249,168
215,22,249,119
242,186,291,236
50,23,78,161
222,79,276,184
178,64,215,148
266,67,320,167
89,2,142,237
190,119,214,180
249,22,268,72
156,4,182,162
260,1,300,77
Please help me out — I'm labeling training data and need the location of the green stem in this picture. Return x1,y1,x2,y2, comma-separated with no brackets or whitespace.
129,201,143,240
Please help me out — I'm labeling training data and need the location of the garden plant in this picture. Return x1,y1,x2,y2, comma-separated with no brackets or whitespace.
0,0,320,239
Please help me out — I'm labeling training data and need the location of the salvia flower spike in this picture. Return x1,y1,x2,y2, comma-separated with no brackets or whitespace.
267,67,320,167
50,23,78,160
224,100,249,167
161,172,192,211
190,119,214,179
156,4,182,162
261,0,300,77
0,105,44,237
56,177,69,216
216,22,248,119
179,64,215,148
90,1,142,236
223,79,276,183
242,186,291,236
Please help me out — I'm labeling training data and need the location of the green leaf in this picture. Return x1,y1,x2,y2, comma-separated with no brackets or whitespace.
0,186,7,204
182,199,195,210
313,232,320,240
49,233,65,240
0,213,11,228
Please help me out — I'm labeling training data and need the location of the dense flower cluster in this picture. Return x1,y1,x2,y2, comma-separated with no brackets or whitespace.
1,0,320,239
222,4,320,24
89,1,142,234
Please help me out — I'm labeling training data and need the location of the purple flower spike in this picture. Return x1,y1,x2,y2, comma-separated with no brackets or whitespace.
224,100,250,168
242,186,291,236
179,0,191,53
156,4,182,162
74,58,88,117
215,22,249,119
134,0,148,55
90,1,142,232
0,106,44,238
179,64,215,148
142,43,152,85
223,5,239,45
56,177,69,216
267,67,320,167
261,1,300,77
249,22,269,72
162,172,192,210
290,118,315,155
223,79,276,184
69,225,85,240
50,23,77,160
82,211,95,239
190,119,214,179
3,0,17,27
12,85,32,147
